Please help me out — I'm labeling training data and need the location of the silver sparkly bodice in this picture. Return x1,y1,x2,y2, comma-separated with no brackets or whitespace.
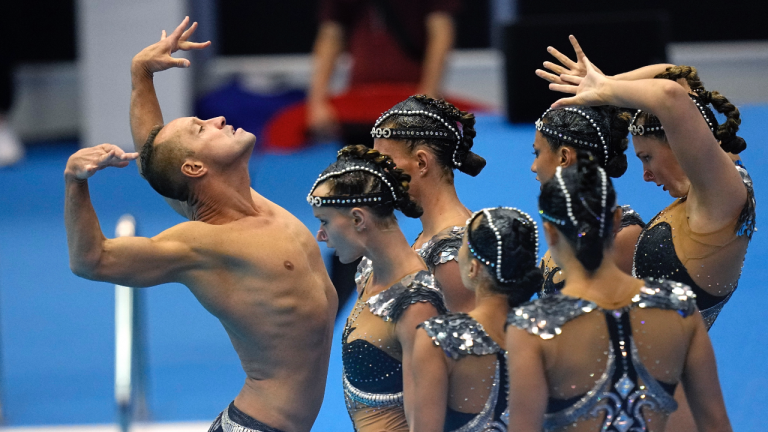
415,226,466,273
419,313,509,432
507,279,696,431
343,258,447,412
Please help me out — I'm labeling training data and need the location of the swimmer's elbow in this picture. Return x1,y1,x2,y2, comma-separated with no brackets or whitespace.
69,255,102,280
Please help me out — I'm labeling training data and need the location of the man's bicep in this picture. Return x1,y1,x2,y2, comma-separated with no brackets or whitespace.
94,231,200,287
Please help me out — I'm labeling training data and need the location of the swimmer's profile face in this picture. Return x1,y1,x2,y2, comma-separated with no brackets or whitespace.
160,115,257,170
311,183,366,264
531,131,560,185
633,134,690,198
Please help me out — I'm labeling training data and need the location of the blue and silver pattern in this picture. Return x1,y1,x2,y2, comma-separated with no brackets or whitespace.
420,313,509,432
508,279,695,431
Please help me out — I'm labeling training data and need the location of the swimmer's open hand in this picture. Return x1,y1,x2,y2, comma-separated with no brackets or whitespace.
536,35,605,85
549,56,611,109
65,144,139,181
132,16,211,76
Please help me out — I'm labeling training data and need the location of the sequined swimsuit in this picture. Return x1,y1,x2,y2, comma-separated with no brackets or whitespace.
419,313,509,432
633,164,755,329
507,279,696,431
343,258,447,432
539,205,645,298
415,225,465,271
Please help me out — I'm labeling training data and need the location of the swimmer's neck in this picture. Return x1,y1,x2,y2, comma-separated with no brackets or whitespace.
416,181,470,242
365,228,426,294
188,177,261,224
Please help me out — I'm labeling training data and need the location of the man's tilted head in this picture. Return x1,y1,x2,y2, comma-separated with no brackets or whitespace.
140,116,257,202
140,124,194,201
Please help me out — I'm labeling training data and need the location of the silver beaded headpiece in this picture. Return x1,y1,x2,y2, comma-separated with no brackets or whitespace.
539,166,616,238
372,109,464,168
307,165,398,208
535,107,609,167
466,207,539,284
630,93,716,137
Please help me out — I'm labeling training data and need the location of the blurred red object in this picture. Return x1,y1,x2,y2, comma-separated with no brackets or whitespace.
263,83,488,151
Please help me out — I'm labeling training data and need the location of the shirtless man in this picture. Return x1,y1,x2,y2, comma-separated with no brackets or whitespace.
64,17,337,432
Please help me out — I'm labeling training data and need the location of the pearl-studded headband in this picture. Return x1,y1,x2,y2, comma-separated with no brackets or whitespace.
373,109,464,168
536,107,609,167
307,165,399,208
630,93,717,137
466,207,539,284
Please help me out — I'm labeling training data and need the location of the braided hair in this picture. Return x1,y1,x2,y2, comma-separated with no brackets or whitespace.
467,208,543,307
314,144,423,220
539,106,632,178
376,95,486,178
539,154,617,273
636,65,746,154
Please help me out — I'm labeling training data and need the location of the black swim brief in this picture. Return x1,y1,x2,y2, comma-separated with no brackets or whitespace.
208,401,287,432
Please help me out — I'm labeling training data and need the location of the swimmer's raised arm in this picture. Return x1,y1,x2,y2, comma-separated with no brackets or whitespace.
130,17,210,218
130,17,210,165
65,144,201,287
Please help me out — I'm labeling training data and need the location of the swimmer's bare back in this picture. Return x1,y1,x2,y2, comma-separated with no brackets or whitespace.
64,144,336,432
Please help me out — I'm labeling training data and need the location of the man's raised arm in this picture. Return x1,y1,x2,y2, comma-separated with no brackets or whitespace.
65,144,202,288
130,17,210,155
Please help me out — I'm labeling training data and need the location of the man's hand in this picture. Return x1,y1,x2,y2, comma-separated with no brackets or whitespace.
535,35,605,85
65,144,139,181
131,16,211,78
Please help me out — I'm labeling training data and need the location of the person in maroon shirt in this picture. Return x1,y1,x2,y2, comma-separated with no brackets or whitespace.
308,0,461,138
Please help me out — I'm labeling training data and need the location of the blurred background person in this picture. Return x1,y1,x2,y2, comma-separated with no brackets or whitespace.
307,0,460,144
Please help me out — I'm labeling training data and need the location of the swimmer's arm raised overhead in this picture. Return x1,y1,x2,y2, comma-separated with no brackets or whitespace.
130,17,210,219
65,145,202,288
130,17,210,156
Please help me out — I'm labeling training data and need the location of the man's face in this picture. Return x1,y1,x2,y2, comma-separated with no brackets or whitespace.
159,116,257,169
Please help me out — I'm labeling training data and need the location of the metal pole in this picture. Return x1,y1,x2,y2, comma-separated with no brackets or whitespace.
115,214,147,432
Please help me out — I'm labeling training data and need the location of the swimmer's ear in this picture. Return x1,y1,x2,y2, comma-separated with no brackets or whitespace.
414,148,430,175
542,221,560,248
468,257,480,279
559,146,575,167
350,208,367,231
181,159,207,178
612,206,623,236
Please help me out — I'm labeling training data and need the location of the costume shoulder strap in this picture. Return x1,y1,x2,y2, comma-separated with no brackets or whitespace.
507,294,598,339
635,278,697,317
368,270,447,322
417,225,465,271
418,312,500,359
355,257,373,292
